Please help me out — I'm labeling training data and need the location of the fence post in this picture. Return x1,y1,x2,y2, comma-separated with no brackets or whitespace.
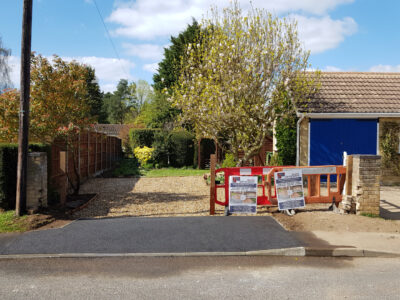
87,130,90,177
346,155,353,196
101,134,103,170
94,131,97,174
210,154,216,215
78,133,81,178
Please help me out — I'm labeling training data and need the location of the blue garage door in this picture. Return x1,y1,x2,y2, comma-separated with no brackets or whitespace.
309,119,377,166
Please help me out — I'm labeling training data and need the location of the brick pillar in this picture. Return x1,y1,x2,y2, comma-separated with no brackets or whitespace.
352,155,381,215
26,152,48,213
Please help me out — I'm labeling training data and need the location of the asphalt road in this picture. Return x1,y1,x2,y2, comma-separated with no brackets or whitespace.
0,256,399,299
0,216,302,255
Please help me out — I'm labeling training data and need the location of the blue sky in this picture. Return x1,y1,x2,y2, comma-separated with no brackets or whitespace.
1,0,400,92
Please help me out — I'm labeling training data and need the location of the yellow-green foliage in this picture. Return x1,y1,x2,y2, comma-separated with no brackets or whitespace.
171,0,319,166
134,146,154,166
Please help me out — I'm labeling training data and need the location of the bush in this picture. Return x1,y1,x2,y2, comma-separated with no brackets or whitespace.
134,146,154,166
275,114,297,166
129,128,160,150
221,153,237,168
168,130,195,167
0,143,51,210
150,130,195,168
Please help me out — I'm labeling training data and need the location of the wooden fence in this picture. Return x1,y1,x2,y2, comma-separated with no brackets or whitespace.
50,130,122,200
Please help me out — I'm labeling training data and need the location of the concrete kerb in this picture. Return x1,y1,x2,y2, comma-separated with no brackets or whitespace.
305,247,400,258
0,247,399,259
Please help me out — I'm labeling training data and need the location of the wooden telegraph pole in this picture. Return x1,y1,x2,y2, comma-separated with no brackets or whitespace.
16,0,33,216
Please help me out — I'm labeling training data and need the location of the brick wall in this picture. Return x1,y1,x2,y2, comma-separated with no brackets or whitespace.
352,155,381,215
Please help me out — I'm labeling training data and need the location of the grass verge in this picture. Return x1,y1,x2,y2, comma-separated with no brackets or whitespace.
0,210,28,233
112,158,207,178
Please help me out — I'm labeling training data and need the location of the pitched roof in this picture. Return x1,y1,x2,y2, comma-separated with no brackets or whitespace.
301,72,400,114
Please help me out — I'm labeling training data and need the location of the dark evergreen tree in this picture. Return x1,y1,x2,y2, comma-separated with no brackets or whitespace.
103,79,131,124
153,19,200,93
84,66,108,123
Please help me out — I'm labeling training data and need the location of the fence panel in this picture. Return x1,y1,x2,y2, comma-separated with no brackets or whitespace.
50,130,122,198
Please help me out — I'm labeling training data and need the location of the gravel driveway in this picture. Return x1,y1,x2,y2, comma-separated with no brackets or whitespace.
74,176,400,223
74,176,229,218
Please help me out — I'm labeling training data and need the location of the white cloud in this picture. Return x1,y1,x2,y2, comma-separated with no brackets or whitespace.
108,0,356,54
8,56,20,88
369,64,400,72
324,66,342,72
8,55,134,93
123,43,165,60
143,63,159,73
63,56,134,82
295,15,357,53
108,0,355,39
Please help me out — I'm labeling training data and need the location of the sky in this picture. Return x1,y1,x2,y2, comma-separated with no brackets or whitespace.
1,0,400,93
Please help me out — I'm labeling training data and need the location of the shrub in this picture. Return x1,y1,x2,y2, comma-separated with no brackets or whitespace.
129,128,160,150
134,146,154,166
222,153,237,168
275,114,297,166
380,122,400,175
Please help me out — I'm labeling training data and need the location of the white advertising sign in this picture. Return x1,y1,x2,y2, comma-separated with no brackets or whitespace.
274,169,305,210
229,176,258,214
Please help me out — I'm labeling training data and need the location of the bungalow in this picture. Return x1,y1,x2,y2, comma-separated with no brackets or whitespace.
296,72,400,184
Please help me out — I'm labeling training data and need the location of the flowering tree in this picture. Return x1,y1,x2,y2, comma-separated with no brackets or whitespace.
172,1,319,166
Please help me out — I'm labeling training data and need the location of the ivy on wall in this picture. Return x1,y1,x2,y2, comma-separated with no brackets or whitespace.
380,122,400,175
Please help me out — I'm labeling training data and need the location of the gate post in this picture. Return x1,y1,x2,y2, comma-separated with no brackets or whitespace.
210,154,216,215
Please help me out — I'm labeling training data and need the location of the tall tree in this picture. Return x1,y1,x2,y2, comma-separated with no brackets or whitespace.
172,1,319,166
153,19,201,93
147,20,201,129
135,92,175,129
103,79,131,124
84,66,107,123
0,54,95,194
0,37,12,92
135,79,153,112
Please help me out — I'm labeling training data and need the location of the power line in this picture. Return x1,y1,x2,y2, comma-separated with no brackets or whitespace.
92,0,130,79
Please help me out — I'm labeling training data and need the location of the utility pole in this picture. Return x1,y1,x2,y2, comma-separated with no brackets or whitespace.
16,0,33,216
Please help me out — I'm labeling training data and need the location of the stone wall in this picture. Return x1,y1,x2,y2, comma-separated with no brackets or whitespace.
27,152,47,213
352,155,381,215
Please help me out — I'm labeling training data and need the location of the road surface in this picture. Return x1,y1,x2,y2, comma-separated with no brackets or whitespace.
0,256,399,299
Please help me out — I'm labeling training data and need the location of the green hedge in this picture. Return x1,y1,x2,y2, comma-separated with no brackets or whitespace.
0,143,51,210
169,130,195,167
135,129,196,168
129,128,161,149
152,130,172,168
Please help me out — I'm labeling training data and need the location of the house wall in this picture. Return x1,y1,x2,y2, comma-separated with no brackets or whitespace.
379,118,400,185
299,117,309,166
